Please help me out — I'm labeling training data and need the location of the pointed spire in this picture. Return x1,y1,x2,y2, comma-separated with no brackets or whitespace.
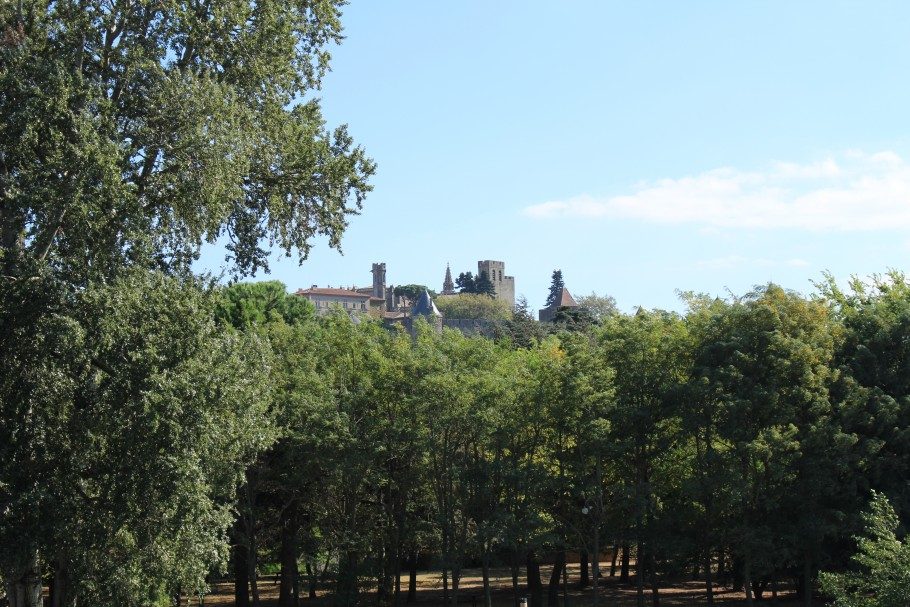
442,263,455,295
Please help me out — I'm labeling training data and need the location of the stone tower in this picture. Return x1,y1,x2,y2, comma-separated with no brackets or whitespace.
442,264,455,295
371,262,386,299
477,260,515,308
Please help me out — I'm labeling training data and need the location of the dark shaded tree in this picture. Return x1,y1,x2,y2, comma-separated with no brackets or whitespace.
545,271,566,308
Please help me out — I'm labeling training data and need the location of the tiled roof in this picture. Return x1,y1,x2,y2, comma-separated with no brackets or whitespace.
295,287,371,299
558,288,578,307
412,289,442,317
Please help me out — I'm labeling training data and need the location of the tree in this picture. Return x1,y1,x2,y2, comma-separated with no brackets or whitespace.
819,492,910,607
551,306,597,333
436,293,512,321
545,270,566,308
0,271,276,606
216,281,315,329
498,296,548,348
0,1,374,281
1,2,373,605
690,285,839,606
820,272,910,521
576,293,619,321
395,284,437,302
475,272,497,298
600,310,690,607
456,272,476,294
215,282,329,607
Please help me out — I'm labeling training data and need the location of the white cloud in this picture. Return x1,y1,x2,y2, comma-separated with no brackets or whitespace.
696,256,811,270
522,151,910,231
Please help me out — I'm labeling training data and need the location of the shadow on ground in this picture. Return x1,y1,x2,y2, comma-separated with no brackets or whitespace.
189,564,818,607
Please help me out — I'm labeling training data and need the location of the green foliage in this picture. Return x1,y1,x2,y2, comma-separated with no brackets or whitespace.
475,271,496,297
394,284,437,301
551,305,597,332
436,293,512,320
454,271,495,297
0,0,374,280
1,2,373,602
819,492,910,607
216,281,315,328
576,292,619,321
455,272,476,293
497,295,548,348
0,270,276,604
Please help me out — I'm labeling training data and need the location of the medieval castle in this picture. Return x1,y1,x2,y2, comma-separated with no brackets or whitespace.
295,259,576,330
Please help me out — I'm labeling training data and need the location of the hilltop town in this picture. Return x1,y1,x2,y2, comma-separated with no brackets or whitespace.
293,260,580,330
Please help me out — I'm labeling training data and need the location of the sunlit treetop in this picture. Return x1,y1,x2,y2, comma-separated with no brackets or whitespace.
0,0,375,281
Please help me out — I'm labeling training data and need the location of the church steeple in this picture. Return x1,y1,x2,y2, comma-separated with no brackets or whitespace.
442,263,455,295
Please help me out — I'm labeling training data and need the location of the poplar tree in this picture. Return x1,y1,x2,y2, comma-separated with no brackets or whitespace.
1,2,373,605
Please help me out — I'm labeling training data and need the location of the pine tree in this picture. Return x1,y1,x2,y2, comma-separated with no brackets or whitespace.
475,271,497,298
545,270,565,308
456,272,476,293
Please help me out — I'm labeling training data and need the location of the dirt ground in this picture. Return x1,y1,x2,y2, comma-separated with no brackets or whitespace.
189,564,818,607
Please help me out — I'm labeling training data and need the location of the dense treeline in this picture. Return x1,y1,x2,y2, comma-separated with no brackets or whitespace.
213,275,910,607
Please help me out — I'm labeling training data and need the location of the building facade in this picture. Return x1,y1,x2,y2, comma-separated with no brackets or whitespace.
296,287,373,315
477,260,515,308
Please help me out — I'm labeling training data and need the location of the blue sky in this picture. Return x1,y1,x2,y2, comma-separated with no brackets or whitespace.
197,1,910,312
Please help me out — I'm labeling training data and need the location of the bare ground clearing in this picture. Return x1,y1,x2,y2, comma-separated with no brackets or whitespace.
189,563,818,606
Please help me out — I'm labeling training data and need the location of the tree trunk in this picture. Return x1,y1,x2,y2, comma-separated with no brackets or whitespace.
592,526,600,607
579,550,590,588
407,553,417,604
5,550,42,607
394,548,401,607
526,552,543,607
293,568,300,606
452,564,461,607
743,557,754,607
649,551,659,607
609,544,619,577
510,553,520,607
620,543,630,584
49,560,75,607
234,540,251,607
703,550,714,606
304,560,318,599
716,549,726,587
481,552,492,607
803,556,811,607
337,551,359,607
636,540,645,607
547,551,565,607
278,509,299,607
245,481,261,607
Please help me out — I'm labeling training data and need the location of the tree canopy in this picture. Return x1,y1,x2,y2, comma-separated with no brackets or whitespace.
0,0,375,280
436,293,512,321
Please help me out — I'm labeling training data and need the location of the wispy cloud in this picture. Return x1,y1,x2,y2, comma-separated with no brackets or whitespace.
696,256,811,270
522,151,910,231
